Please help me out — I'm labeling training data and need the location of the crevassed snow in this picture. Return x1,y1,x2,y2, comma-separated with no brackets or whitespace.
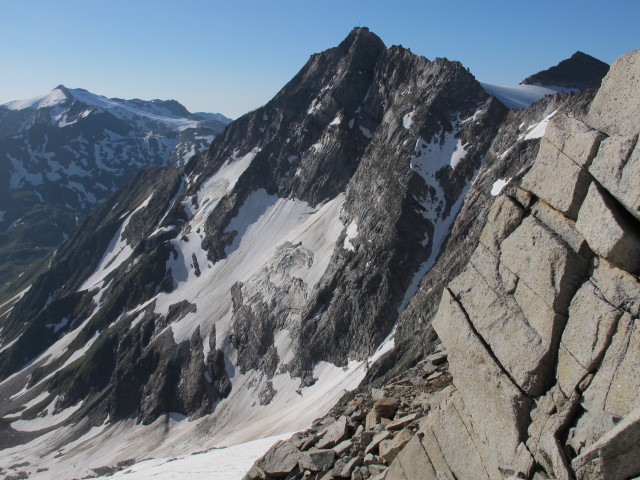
78,193,153,291
491,178,512,196
480,83,566,109
343,221,358,251
522,109,558,140
160,193,345,343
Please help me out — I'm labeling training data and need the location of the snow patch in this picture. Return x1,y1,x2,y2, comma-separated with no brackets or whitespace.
402,110,415,129
491,178,512,196
89,433,294,480
343,221,358,252
522,109,558,140
187,148,260,230
11,395,84,432
306,98,321,115
78,193,153,291
449,139,468,169
400,131,480,312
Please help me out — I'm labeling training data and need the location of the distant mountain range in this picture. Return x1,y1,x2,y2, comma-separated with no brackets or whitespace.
0,86,230,293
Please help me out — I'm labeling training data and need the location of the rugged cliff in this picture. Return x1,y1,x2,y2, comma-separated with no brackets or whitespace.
242,50,639,480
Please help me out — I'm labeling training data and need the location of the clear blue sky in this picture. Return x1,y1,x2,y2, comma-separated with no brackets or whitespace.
1,0,638,118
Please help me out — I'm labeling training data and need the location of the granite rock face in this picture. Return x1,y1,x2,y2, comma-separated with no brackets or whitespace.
385,49,640,480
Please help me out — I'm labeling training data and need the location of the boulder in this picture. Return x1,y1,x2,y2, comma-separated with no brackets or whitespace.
255,440,301,478
365,410,381,430
332,438,352,456
575,183,640,273
316,416,348,449
586,49,640,137
333,455,362,478
365,430,393,454
423,351,447,365
373,398,399,419
521,113,605,219
379,428,413,463
298,449,336,472
385,413,418,431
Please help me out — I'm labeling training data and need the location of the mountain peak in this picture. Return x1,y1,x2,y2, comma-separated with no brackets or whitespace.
337,26,386,54
521,51,609,90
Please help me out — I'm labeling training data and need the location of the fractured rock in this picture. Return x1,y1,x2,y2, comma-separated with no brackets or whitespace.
572,406,640,480
586,49,640,137
588,133,640,221
591,259,640,317
373,398,399,419
385,435,437,480
521,113,605,219
433,289,533,477
568,313,640,453
556,281,622,395
576,182,640,273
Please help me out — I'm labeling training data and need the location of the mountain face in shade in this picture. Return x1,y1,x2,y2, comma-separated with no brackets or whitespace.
0,87,230,294
521,51,610,90
0,28,619,480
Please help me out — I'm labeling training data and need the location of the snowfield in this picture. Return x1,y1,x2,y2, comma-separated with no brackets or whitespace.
480,83,576,109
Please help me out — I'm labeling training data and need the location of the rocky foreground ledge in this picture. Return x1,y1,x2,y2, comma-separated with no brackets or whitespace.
243,348,451,480
244,49,640,480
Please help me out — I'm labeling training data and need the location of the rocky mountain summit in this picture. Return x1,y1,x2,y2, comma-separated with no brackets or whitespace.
522,51,610,90
0,86,230,293
245,49,640,480
0,28,628,480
